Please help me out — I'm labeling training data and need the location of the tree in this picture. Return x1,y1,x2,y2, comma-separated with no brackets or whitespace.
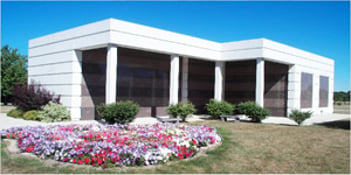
334,91,350,103
1,45,27,104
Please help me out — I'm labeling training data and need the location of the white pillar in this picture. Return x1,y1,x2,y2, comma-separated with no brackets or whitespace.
169,55,179,105
71,50,82,121
181,57,188,102
287,64,300,115
214,61,225,101
312,73,320,113
105,45,118,104
255,58,264,107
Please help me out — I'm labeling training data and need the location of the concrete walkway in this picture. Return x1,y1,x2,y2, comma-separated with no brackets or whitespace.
0,113,349,130
262,113,350,126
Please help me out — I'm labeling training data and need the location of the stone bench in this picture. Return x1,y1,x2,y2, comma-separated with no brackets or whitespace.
219,115,241,122
157,117,180,125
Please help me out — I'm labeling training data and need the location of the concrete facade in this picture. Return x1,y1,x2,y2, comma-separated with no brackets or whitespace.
28,18,334,120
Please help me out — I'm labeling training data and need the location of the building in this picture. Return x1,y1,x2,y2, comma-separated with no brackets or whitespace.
28,18,334,120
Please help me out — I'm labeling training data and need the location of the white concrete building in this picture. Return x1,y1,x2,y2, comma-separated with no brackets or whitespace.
28,18,334,120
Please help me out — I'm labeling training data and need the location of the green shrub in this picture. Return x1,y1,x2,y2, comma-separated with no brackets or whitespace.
289,109,313,125
236,101,270,123
23,110,40,121
205,99,234,119
336,101,342,106
166,104,178,118
38,101,70,122
166,102,196,122
96,100,139,124
7,108,24,118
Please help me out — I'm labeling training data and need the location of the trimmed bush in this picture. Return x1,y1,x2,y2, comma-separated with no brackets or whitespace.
289,109,313,125
7,108,24,118
166,102,196,122
96,100,139,124
23,110,40,121
166,104,178,118
38,102,70,122
236,101,270,122
12,80,60,111
205,99,234,119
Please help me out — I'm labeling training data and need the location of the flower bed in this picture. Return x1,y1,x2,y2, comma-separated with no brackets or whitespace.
1,123,221,168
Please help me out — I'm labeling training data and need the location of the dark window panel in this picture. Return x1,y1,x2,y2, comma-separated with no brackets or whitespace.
301,72,313,108
319,76,329,107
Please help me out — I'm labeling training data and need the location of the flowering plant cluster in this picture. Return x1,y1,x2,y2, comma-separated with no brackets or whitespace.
1,123,221,168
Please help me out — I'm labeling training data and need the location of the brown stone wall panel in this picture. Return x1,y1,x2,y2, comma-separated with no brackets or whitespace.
264,61,288,116
156,106,168,116
225,60,256,105
136,107,152,117
81,107,96,120
81,48,107,120
117,47,170,117
225,82,256,90
187,58,214,114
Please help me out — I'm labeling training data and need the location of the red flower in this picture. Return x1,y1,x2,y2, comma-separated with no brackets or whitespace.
178,153,183,159
84,158,90,164
97,158,102,165
78,160,83,164
154,144,158,148
72,159,76,163
63,158,69,162
192,140,197,145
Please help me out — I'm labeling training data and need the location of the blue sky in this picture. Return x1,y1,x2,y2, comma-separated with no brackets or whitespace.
1,1,350,91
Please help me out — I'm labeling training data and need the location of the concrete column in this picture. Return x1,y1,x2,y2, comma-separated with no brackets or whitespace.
71,50,82,121
255,58,264,107
287,64,300,115
214,61,225,101
328,75,334,113
312,73,320,112
181,57,188,102
105,45,118,104
169,55,179,105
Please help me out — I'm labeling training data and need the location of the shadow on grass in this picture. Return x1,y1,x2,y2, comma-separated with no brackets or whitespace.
316,120,350,130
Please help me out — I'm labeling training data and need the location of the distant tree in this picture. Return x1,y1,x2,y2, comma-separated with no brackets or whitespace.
334,92,344,101
1,45,27,104
334,91,350,103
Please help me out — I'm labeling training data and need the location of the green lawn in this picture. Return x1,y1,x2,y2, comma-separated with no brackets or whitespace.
1,120,350,173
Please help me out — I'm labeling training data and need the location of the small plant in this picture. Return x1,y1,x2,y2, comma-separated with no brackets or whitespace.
7,108,24,118
205,99,234,119
289,109,313,125
236,101,270,123
166,102,196,122
38,102,70,122
12,80,60,111
166,104,178,118
96,100,139,124
335,101,342,106
23,110,40,121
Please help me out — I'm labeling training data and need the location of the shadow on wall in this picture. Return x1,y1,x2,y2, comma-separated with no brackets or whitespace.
316,120,350,130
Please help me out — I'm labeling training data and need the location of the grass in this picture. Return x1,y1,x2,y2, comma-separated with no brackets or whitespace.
1,120,349,174
334,102,350,114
